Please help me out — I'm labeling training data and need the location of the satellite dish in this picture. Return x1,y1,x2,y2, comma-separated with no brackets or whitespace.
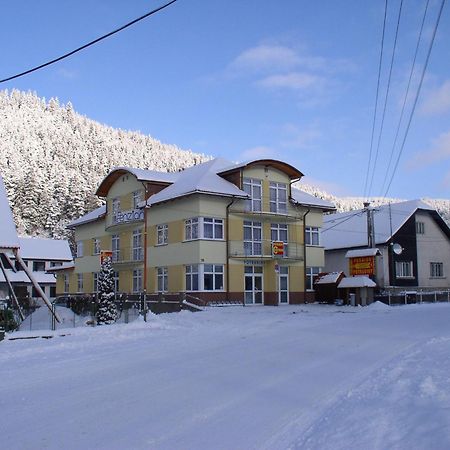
392,243,403,255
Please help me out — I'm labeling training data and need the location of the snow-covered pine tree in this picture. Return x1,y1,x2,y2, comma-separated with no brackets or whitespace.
96,256,117,325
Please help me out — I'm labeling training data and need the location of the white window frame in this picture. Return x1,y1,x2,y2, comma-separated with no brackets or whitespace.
430,262,444,278
305,226,320,246
113,271,120,293
77,273,83,292
132,190,143,209
112,234,120,262
112,197,120,215
185,264,199,291
306,267,321,291
244,221,262,256
76,241,83,258
185,218,199,240
395,261,414,279
270,182,287,214
132,228,143,261
243,178,262,212
132,268,143,293
157,224,168,245
92,238,101,255
185,217,224,241
64,274,70,293
157,267,168,293
203,264,224,291
93,272,99,293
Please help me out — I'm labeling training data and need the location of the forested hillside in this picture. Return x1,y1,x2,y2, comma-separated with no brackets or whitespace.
0,90,448,240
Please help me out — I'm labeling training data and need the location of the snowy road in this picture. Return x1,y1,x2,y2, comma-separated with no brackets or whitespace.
1,303,450,450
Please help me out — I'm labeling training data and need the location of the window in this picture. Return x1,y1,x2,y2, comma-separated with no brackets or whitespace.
133,190,143,209
157,224,168,245
305,227,320,246
395,261,414,278
157,267,168,292
112,197,120,215
64,274,70,293
203,218,223,239
430,262,444,278
203,264,224,291
306,267,321,291
270,182,287,214
113,271,120,293
112,234,120,262
92,238,101,255
186,265,199,291
76,241,83,258
185,218,199,240
50,261,62,268
244,221,262,256
271,223,288,257
93,272,99,293
132,229,143,260
32,261,46,272
416,221,425,234
243,178,262,212
132,268,143,293
77,273,83,292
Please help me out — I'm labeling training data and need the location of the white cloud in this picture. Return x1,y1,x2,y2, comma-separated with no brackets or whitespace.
280,123,321,149
420,80,450,116
239,146,276,160
257,72,322,91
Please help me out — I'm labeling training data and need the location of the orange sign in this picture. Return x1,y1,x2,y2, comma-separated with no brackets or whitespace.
100,250,113,264
272,241,285,257
349,256,375,276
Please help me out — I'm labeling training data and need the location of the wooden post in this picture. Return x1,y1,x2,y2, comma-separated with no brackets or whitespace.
13,249,61,323
0,254,24,321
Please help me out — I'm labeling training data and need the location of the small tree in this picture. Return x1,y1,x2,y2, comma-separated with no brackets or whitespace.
96,256,117,325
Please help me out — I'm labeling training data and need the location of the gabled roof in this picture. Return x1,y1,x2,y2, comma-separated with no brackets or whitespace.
315,271,345,285
291,188,335,210
338,276,376,288
18,237,72,261
96,167,179,197
322,199,438,250
67,205,106,228
217,158,303,179
147,158,248,206
345,248,381,258
0,175,20,250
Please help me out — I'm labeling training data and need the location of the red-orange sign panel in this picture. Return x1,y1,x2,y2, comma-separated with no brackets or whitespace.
272,241,285,257
349,256,375,276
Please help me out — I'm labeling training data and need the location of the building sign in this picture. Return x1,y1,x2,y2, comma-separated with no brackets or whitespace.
244,260,264,265
100,250,113,264
272,241,285,257
349,256,375,276
113,209,144,225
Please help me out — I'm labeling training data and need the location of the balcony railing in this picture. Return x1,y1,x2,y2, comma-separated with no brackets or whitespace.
228,240,304,260
111,246,144,264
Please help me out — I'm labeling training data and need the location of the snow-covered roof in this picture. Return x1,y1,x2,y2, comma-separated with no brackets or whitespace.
345,248,381,258
291,188,335,210
0,270,57,285
315,272,344,285
0,175,20,250
338,276,376,288
217,158,304,179
18,237,72,261
323,200,435,250
46,262,75,272
147,158,249,206
67,205,106,228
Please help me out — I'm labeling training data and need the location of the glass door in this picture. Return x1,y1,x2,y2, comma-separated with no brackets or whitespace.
278,266,289,304
245,265,264,305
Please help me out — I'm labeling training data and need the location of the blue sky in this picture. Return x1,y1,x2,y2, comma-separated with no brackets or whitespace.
2,0,450,199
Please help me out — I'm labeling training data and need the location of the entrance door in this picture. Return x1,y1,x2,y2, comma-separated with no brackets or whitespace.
278,266,289,304
244,265,263,305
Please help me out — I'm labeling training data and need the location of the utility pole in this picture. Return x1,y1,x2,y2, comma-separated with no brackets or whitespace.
363,202,375,248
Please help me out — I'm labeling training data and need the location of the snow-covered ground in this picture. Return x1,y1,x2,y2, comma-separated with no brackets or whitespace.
1,302,450,450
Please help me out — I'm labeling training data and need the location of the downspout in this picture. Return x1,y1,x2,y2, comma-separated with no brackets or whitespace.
303,208,310,302
141,182,149,293
226,197,237,301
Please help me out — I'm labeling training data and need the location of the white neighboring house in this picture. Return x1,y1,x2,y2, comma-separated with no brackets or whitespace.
322,200,450,290
0,237,73,300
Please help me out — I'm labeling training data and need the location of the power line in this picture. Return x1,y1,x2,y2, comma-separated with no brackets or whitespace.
383,0,446,197
0,0,179,84
379,0,430,196
367,0,404,198
322,212,364,233
363,0,389,200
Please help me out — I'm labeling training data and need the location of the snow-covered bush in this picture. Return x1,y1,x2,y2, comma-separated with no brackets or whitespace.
96,257,117,325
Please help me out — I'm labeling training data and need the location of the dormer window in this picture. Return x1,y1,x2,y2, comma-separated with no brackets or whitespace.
270,182,287,214
243,178,262,212
133,190,143,209
112,197,120,215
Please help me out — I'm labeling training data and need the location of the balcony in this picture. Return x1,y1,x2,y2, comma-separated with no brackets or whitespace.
228,240,304,260
111,247,144,265
106,209,144,229
228,206,301,221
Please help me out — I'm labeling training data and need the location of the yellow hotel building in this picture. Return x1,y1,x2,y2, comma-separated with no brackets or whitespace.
57,158,334,305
